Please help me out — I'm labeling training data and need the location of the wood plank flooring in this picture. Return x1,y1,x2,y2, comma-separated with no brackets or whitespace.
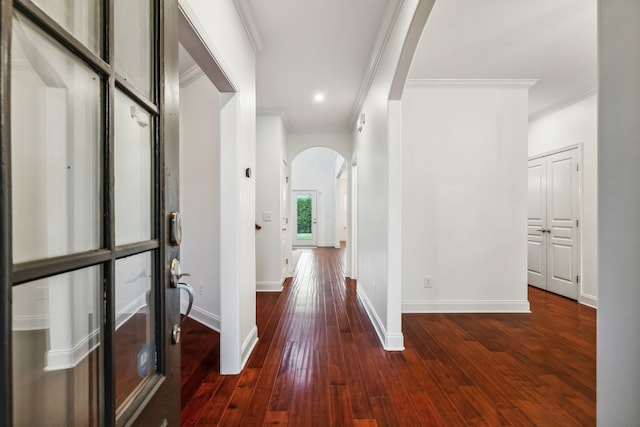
181,247,596,426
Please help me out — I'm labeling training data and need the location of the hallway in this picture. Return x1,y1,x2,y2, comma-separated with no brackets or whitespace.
181,247,595,426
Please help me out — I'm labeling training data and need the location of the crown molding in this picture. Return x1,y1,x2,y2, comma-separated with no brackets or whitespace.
234,0,263,53
257,108,291,132
529,87,597,121
346,0,404,131
179,64,205,88
405,79,539,89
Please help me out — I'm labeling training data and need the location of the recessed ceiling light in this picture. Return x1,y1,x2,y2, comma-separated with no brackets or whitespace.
314,92,325,103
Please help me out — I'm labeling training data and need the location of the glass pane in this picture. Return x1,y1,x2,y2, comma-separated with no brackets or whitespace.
31,0,102,54
115,91,152,245
297,195,313,239
115,252,155,412
114,0,153,98
12,267,101,426
11,13,101,263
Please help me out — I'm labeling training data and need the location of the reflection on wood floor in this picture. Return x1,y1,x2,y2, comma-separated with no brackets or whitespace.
180,246,596,426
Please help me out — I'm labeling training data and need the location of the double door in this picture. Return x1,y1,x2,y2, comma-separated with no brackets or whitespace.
527,148,580,300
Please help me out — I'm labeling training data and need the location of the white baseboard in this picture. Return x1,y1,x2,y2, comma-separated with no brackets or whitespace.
45,328,100,371
357,289,405,351
580,293,598,309
116,294,147,329
182,301,221,332
241,325,259,369
401,299,531,313
13,314,49,331
256,281,283,292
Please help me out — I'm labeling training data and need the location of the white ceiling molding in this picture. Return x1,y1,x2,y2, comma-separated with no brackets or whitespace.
405,79,539,89
529,87,597,121
388,0,436,100
257,109,291,132
234,0,263,53
179,63,205,88
179,0,237,93
347,0,404,130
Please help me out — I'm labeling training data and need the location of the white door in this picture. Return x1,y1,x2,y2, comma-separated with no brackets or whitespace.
527,158,547,289
281,162,290,277
293,190,317,247
527,148,580,300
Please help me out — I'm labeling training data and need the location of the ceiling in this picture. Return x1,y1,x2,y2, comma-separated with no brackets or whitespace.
245,0,393,133
409,0,597,118
179,0,597,132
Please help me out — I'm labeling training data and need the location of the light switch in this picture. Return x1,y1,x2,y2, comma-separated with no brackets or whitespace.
262,212,272,221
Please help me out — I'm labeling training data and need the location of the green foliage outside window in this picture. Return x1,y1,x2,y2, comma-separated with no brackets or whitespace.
297,196,312,235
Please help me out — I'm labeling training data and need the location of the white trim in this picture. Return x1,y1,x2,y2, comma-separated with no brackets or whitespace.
580,293,598,309
256,281,283,292
12,314,49,331
45,328,100,371
115,294,147,330
529,88,597,122
348,0,404,130
233,0,263,53
401,300,531,313
178,0,238,92
240,325,259,369
357,289,405,351
405,79,539,89
528,142,583,161
182,302,221,332
179,63,204,88
317,242,336,248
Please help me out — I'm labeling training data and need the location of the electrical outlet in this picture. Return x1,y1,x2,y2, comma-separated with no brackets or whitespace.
424,276,432,288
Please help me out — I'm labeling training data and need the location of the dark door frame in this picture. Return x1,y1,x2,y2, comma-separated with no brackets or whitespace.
0,0,181,425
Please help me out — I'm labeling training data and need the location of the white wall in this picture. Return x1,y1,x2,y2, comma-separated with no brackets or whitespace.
400,81,531,313
255,115,288,291
181,0,257,374
179,73,222,330
287,133,352,164
291,147,341,247
352,0,427,351
598,1,640,423
529,93,598,307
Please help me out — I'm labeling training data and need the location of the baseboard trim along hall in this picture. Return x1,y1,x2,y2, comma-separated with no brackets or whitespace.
401,300,531,313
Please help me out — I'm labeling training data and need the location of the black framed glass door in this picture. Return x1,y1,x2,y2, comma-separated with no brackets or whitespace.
0,0,181,425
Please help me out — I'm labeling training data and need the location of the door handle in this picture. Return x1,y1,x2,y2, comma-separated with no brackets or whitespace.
171,282,195,344
170,258,191,287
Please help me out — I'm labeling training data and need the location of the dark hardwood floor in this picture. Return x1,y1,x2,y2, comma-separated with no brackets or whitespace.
181,247,596,426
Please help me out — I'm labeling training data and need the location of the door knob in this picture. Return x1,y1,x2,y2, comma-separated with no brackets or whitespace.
169,258,191,288
171,282,195,344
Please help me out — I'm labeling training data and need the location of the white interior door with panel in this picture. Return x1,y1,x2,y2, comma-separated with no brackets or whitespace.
527,157,547,289
527,148,580,300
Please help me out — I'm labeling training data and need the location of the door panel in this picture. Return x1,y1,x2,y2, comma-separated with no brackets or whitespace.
2,0,181,425
527,149,580,300
281,161,289,278
546,150,579,299
527,158,546,289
